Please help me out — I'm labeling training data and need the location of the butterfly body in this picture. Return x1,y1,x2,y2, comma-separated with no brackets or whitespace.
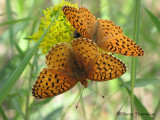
32,38,126,99
66,49,88,87
90,20,100,43
63,6,145,56
46,43,88,87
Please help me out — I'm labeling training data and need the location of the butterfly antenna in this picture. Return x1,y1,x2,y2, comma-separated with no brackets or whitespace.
87,87,105,99
76,87,84,109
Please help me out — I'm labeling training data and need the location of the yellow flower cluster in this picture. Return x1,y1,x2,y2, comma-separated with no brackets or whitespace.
29,0,78,54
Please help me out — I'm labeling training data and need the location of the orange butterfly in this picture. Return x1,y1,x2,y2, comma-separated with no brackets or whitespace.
63,6,145,56
32,38,127,99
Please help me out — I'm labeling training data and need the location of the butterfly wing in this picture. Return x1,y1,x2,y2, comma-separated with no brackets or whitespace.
86,53,127,81
98,19,123,35
63,6,96,39
71,38,99,69
46,43,73,72
97,19,144,56
97,19,123,41
32,68,78,99
98,35,145,56
79,7,96,38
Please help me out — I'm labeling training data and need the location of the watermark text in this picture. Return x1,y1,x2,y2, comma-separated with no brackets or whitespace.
117,111,155,116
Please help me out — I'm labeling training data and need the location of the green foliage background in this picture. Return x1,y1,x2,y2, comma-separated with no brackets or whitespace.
0,0,160,120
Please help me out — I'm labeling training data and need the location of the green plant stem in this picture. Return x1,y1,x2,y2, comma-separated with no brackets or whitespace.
90,88,120,120
94,82,98,103
131,58,137,119
61,91,80,120
131,0,141,119
77,84,86,120
25,59,35,120
80,95,86,120
114,96,129,120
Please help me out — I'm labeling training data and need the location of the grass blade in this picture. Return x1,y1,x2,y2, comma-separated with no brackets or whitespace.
0,12,60,105
142,5,160,33
0,105,8,120
6,0,14,55
153,99,160,120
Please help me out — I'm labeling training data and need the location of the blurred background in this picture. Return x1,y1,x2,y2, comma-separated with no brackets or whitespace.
0,0,160,120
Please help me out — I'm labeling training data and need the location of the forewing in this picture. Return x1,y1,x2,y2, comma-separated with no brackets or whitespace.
98,35,145,56
79,7,96,38
32,69,78,99
63,6,96,38
86,53,127,81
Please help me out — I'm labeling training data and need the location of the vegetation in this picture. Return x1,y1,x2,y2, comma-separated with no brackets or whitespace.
0,0,159,119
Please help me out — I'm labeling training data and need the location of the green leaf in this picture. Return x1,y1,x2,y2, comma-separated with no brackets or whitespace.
12,99,25,117
0,12,60,105
0,17,33,26
125,78,160,87
23,37,33,40
119,78,152,120
31,98,53,109
44,107,63,120
142,5,160,33
134,96,153,119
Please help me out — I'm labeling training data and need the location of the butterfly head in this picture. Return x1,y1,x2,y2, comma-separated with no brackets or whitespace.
74,30,81,38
